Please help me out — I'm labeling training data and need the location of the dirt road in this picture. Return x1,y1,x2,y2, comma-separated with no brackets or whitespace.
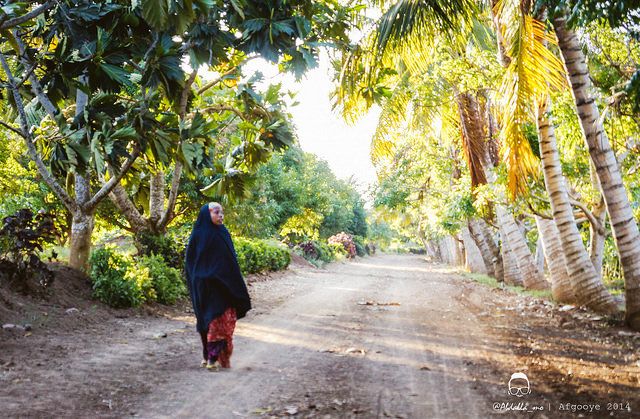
2,254,639,418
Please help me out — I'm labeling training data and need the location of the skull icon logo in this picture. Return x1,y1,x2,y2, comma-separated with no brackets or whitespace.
508,372,531,397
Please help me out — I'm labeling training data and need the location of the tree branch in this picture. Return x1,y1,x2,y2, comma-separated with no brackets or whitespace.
159,162,182,230
106,182,148,232
0,51,77,212
85,146,141,211
0,2,55,30
201,105,246,120
13,31,58,119
570,198,605,235
196,58,255,95
0,120,25,137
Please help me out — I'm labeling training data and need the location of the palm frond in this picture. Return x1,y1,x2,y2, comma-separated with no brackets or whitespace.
370,74,413,164
494,0,567,197
375,0,476,57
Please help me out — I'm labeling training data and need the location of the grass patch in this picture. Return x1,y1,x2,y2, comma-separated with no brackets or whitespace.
461,271,553,300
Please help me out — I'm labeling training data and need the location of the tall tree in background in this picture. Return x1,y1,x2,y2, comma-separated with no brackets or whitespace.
0,0,355,270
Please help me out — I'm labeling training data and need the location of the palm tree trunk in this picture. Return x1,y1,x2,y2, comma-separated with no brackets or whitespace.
534,234,545,274
477,219,505,282
536,99,618,313
535,216,576,304
496,206,548,289
500,227,524,287
461,224,487,273
589,200,607,276
553,16,635,323
468,219,496,277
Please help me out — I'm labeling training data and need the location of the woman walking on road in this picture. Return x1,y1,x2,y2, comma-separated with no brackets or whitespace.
185,202,251,371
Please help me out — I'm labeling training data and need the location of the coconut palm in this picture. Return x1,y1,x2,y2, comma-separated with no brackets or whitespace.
492,0,618,311
551,14,640,327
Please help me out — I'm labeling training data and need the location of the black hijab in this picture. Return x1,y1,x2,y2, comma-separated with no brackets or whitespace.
185,204,251,332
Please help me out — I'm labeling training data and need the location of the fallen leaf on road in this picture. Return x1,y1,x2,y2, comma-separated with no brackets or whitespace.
419,366,431,371
251,407,272,415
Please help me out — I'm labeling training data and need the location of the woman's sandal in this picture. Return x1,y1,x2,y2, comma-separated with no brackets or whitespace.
206,360,220,371
200,359,207,368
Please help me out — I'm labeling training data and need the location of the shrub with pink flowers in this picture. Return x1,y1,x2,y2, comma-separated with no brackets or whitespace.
327,232,357,259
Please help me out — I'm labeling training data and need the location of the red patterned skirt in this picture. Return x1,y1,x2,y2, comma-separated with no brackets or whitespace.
205,307,237,368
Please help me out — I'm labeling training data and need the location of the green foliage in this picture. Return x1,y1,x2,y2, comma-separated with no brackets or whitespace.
0,209,58,288
295,240,336,263
135,231,182,269
279,209,322,243
234,237,290,275
352,235,367,257
220,147,369,241
138,254,186,305
89,247,144,308
89,246,188,308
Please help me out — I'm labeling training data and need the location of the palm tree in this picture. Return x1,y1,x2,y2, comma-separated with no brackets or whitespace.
536,99,618,312
336,1,547,289
552,14,640,328
491,1,625,312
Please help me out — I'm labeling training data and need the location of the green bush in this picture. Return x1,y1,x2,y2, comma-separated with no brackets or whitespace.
235,237,290,275
328,242,347,259
296,240,336,264
138,254,187,305
89,247,144,308
352,235,366,257
135,231,182,269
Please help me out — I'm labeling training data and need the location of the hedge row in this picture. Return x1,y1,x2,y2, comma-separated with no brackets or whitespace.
89,248,186,308
88,237,291,308
235,237,291,274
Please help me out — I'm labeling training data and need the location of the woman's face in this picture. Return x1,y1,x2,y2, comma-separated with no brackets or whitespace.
209,205,224,225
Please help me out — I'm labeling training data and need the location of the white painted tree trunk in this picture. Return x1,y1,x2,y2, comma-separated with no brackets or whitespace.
536,100,618,313
534,234,546,274
554,15,640,326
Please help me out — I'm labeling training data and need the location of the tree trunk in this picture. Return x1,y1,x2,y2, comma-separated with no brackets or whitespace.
468,219,496,277
500,227,524,287
496,206,549,289
536,99,618,313
69,209,95,271
534,234,545,274
149,171,165,228
457,90,539,286
461,224,487,274
478,219,505,282
68,81,94,271
589,200,607,276
535,216,576,304
554,14,640,327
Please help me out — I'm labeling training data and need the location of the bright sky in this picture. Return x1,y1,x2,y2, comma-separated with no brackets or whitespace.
245,54,381,196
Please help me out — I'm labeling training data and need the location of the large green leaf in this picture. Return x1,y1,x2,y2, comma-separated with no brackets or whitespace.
141,0,170,30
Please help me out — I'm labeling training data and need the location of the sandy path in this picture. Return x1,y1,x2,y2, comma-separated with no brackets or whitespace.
136,254,493,418
6,254,636,418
